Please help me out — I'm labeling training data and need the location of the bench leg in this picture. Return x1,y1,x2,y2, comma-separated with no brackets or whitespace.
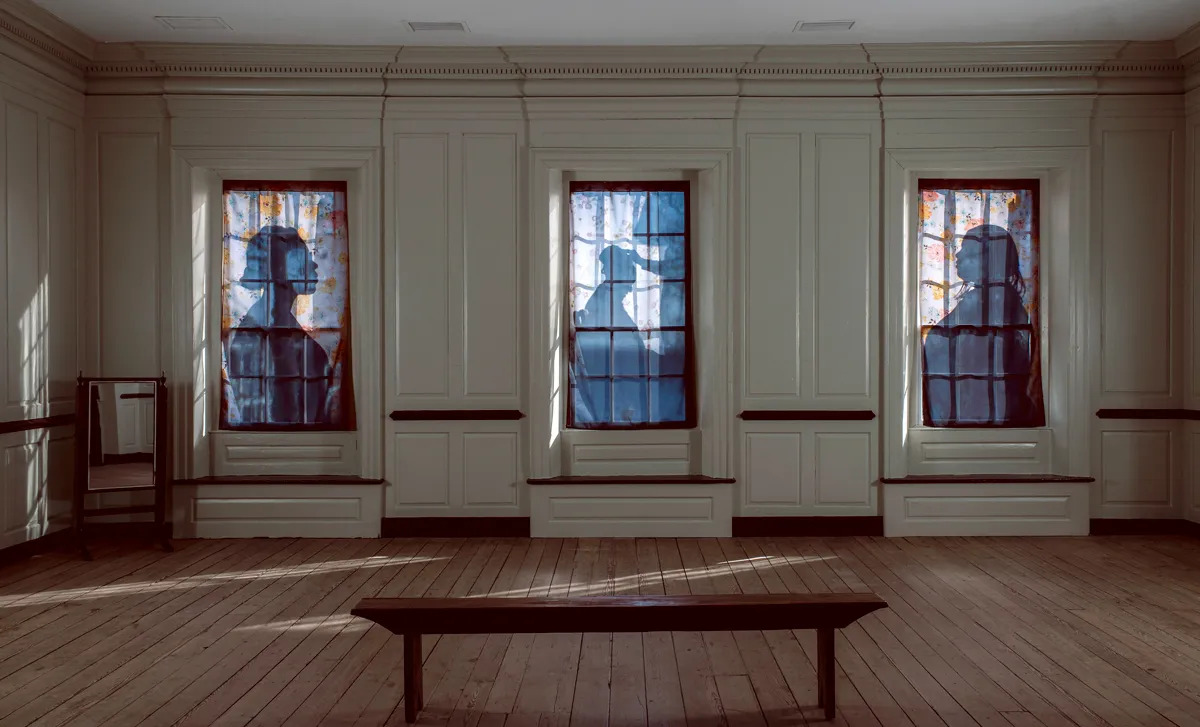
817,628,835,720
404,633,423,723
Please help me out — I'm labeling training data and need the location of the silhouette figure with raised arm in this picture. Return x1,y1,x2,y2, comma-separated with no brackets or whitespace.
922,224,1043,427
225,225,331,426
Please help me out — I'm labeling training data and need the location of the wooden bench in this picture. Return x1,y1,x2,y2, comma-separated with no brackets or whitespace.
351,593,887,723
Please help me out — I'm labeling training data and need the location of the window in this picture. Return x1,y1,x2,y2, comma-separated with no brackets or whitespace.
567,181,694,428
220,181,355,430
918,179,1045,427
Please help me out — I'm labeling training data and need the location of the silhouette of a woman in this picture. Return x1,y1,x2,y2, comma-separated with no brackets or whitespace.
225,225,331,426
922,224,1043,427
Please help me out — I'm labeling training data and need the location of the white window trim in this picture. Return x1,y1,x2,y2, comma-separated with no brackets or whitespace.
169,148,383,480
882,147,1091,478
528,148,732,479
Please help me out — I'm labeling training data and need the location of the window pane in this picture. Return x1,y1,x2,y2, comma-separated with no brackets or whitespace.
918,181,1044,428
567,183,692,429
650,191,686,234
575,331,611,376
650,378,686,423
649,331,686,375
612,331,648,375
613,379,648,424
659,282,687,327
573,378,611,425
220,182,355,429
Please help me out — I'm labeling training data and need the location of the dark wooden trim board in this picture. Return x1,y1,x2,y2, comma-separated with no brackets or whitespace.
738,410,875,421
1090,519,1200,536
390,410,524,421
527,474,736,485
119,392,155,400
1095,408,1200,420
0,414,75,436
732,516,884,537
880,474,1094,484
381,517,531,538
174,475,385,486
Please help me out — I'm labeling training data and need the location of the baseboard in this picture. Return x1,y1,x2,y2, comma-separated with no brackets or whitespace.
1089,518,1200,536
732,516,884,537
381,517,531,538
0,527,73,567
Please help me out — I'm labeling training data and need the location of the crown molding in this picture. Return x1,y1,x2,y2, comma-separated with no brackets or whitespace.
1177,21,1200,59
0,0,91,65
523,96,738,120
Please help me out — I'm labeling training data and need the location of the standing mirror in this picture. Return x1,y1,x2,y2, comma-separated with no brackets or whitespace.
74,375,171,559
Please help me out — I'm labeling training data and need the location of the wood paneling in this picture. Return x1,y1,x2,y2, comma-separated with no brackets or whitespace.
743,134,802,399
5,101,40,412
97,132,160,377
462,133,519,399
462,432,519,507
392,134,450,398
1100,429,1174,509
391,432,451,506
45,119,76,405
814,432,872,506
813,134,872,399
745,432,802,505
1100,128,1175,397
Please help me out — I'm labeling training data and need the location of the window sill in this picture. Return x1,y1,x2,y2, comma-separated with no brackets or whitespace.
880,474,1093,484
174,475,384,486
527,474,735,485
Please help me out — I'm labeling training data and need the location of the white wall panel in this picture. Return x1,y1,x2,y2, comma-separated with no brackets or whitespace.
1099,429,1174,512
212,431,357,476
5,101,41,414
813,134,872,399
530,482,732,537
883,481,1089,536
387,421,524,515
46,119,77,406
462,432,519,506
908,429,1052,475
565,429,692,476
173,482,383,538
392,432,452,506
1099,128,1176,398
98,132,160,376
744,432,802,505
392,134,451,398
742,134,802,400
814,432,872,505
462,133,520,399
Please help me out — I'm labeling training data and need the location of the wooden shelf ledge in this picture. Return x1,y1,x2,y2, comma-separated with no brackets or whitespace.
880,474,1094,484
527,474,735,485
174,475,385,486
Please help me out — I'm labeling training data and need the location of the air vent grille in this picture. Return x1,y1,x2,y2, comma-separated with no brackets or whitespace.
794,20,856,32
407,21,469,32
155,16,233,31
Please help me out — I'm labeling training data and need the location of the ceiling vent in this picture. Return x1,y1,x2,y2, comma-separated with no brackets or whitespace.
407,21,469,32
155,16,232,31
794,20,856,32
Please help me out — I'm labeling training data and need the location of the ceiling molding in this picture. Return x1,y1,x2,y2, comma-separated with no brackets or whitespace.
0,0,92,64
1176,21,1200,58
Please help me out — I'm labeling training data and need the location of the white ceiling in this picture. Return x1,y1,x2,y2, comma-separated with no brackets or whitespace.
29,0,1200,47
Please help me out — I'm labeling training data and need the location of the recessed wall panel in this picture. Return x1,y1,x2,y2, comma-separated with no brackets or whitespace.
6,102,40,408
743,134,802,398
462,134,519,399
392,432,451,505
1100,430,1172,505
393,135,450,397
744,432,802,505
815,431,872,505
46,120,77,404
814,135,872,398
462,432,519,506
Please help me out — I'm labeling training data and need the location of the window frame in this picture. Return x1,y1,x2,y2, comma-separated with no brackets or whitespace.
914,177,1046,429
217,178,355,433
565,179,698,430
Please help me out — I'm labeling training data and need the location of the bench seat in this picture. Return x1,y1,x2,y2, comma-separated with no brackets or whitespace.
351,593,887,722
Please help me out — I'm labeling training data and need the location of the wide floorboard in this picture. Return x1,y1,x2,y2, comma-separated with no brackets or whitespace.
1,535,1199,726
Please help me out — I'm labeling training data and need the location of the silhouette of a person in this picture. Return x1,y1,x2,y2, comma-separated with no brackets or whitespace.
572,245,662,424
225,225,331,426
922,224,1043,427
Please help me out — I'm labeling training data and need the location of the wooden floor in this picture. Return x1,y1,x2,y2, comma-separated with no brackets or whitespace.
2,536,1200,727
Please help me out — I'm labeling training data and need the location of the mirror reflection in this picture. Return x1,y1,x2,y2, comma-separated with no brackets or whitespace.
87,381,156,491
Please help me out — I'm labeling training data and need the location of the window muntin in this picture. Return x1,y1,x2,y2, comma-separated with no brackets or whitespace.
567,181,694,428
918,179,1045,428
220,181,355,430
